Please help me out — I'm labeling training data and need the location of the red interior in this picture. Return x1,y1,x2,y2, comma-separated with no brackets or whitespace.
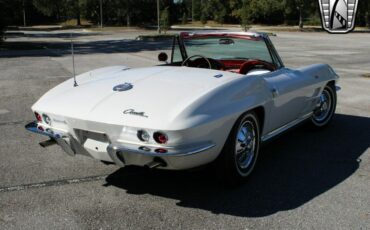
219,60,246,73
219,59,276,74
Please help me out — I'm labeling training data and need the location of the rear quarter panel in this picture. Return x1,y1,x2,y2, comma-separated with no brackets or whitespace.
173,75,272,154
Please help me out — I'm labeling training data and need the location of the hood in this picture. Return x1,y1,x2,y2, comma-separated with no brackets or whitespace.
33,66,241,130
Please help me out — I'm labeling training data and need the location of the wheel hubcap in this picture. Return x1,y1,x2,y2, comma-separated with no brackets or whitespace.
313,89,332,122
235,121,256,170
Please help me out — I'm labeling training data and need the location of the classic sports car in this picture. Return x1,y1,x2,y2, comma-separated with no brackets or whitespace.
26,31,339,184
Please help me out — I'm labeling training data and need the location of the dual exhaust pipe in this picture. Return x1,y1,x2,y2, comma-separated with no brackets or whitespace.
39,139,57,148
145,157,167,169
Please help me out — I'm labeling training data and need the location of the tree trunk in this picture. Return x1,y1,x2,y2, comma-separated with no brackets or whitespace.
192,0,194,22
76,11,81,26
100,0,103,28
22,0,26,27
126,13,131,27
76,4,81,26
298,7,303,29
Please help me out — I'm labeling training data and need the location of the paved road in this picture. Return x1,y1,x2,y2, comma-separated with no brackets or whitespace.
0,30,369,229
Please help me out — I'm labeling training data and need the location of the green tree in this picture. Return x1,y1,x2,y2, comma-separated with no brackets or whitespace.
33,0,65,21
67,0,82,25
191,0,200,21
295,0,319,28
0,0,10,40
208,0,227,24
182,12,187,24
357,0,370,28
109,0,151,27
240,0,284,25
227,0,243,22
82,0,100,24
160,6,170,33
0,0,24,40
283,0,319,28
33,0,84,26
240,0,250,29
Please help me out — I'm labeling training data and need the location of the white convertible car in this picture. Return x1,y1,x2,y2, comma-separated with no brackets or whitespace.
26,32,339,183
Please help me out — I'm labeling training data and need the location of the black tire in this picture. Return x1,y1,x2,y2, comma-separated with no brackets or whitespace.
310,84,337,128
217,112,261,186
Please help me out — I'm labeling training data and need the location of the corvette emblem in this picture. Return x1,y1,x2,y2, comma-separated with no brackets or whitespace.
123,109,148,118
113,83,133,92
318,0,359,34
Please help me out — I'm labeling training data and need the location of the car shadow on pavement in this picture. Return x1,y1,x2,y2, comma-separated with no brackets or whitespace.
104,113,369,217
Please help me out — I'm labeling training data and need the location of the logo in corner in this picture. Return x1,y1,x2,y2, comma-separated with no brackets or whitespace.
318,0,359,34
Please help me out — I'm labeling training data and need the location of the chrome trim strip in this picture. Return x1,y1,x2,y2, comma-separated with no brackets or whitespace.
115,139,179,149
25,121,63,139
108,142,216,157
107,142,216,166
25,121,76,156
261,113,313,142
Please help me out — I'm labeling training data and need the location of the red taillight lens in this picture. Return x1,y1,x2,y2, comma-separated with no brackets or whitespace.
35,112,42,122
153,132,168,144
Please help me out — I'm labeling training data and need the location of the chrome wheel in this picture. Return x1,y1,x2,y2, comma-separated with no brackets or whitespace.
235,120,257,173
311,85,336,128
313,89,332,122
217,112,260,185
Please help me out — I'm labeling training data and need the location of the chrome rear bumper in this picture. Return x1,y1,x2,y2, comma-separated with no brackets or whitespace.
26,121,217,169
25,121,75,156
25,121,60,139
107,142,216,167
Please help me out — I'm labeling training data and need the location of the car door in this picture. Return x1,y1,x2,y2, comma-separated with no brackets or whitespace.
263,68,316,133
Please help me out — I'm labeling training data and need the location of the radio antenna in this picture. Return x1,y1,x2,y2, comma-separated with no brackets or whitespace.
70,33,78,87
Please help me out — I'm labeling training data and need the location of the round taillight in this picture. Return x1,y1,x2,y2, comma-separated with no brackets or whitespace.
137,130,150,142
153,132,168,144
35,112,42,122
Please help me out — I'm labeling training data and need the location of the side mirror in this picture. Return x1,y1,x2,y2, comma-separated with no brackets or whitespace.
158,52,168,62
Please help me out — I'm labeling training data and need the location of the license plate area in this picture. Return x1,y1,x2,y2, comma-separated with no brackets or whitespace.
75,129,111,160
74,129,110,144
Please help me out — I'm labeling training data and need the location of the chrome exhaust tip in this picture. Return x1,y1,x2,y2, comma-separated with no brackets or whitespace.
39,139,57,148
145,158,167,169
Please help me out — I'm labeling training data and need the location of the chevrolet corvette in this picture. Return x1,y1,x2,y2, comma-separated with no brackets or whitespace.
26,31,339,183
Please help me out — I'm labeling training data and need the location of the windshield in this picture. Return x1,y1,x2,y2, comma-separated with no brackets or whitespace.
183,36,273,63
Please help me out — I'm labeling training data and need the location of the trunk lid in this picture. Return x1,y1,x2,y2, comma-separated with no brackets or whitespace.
33,66,240,129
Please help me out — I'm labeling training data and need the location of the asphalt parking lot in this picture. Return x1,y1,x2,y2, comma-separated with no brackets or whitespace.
0,29,369,229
